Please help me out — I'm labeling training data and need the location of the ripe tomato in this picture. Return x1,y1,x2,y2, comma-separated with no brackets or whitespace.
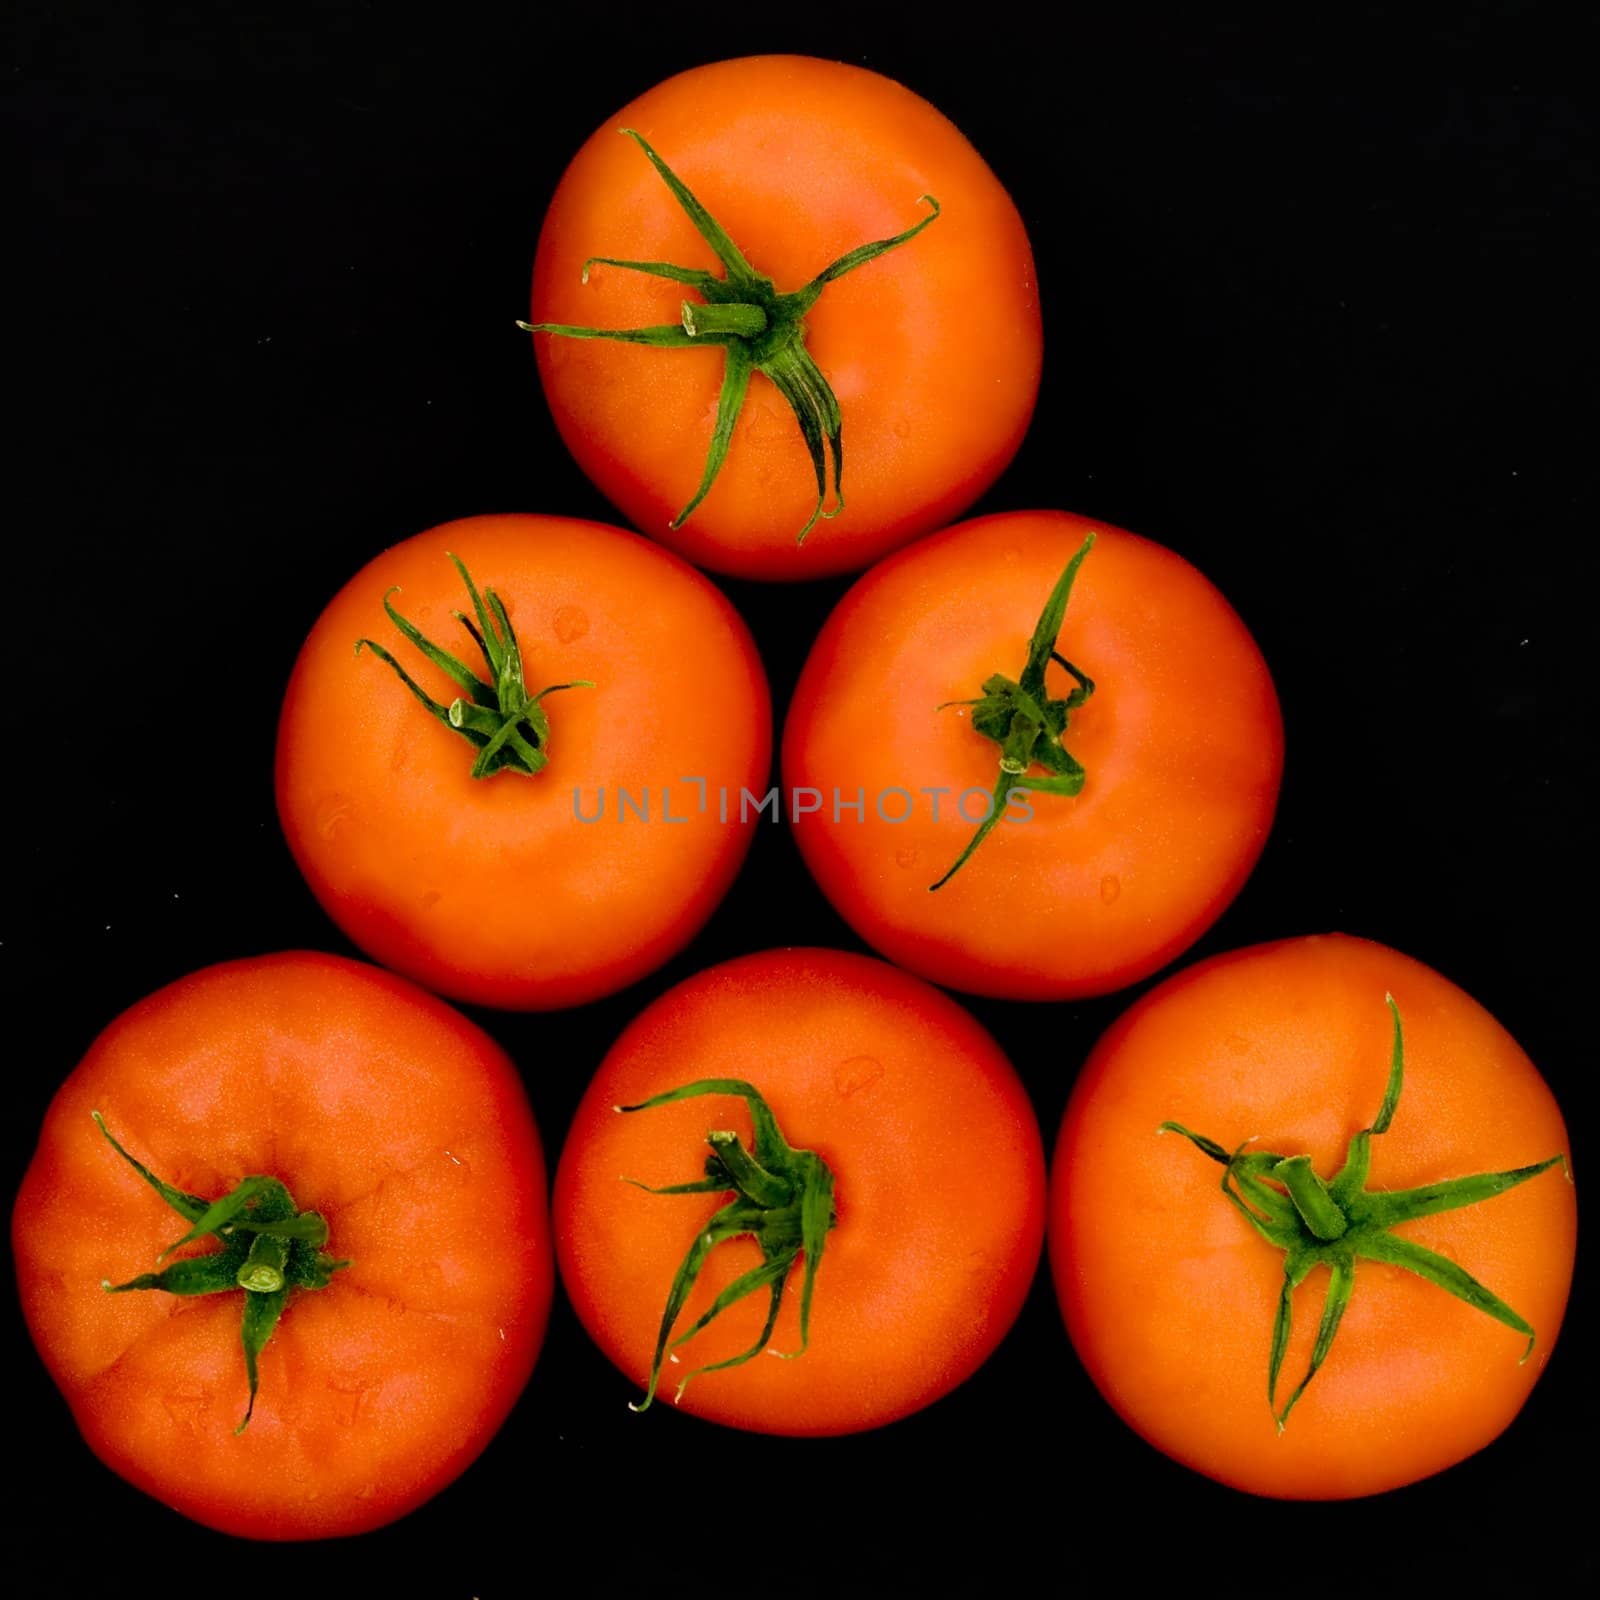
554,948,1045,1435
529,55,1041,580
1051,934,1576,1499
276,513,770,1009
782,510,1283,1000
11,953,551,1539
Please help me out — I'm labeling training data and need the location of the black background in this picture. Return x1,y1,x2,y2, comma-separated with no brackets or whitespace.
7,2,1593,1588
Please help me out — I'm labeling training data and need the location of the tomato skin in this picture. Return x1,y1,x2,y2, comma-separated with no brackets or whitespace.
275,513,770,1010
1050,934,1577,1500
782,510,1283,1000
554,948,1045,1435
532,55,1041,581
12,952,551,1540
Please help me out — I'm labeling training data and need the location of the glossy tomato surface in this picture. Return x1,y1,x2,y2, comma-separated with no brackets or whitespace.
276,514,770,1009
1051,934,1576,1499
531,55,1041,580
783,510,1283,999
12,953,551,1539
555,948,1045,1434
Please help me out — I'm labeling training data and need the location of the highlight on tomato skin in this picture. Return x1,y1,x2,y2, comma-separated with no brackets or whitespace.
554,947,1047,1436
274,513,771,1011
782,509,1284,1001
530,54,1043,581
1049,933,1577,1501
11,951,553,1541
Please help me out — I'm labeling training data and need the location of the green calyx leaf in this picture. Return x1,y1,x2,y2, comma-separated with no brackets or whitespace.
519,129,941,545
93,1112,349,1433
1158,996,1568,1431
356,551,593,779
930,533,1098,890
616,1079,837,1411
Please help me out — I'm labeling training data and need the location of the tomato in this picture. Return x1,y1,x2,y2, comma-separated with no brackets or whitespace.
1050,934,1576,1499
782,510,1283,1000
554,948,1045,1435
11,952,551,1539
528,55,1041,580
276,513,770,1010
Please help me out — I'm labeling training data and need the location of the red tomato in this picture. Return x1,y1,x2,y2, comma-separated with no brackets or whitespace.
276,514,770,1009
12,953,551,1539
1051,934,1576,1499
529,55,1041,580
554,948,1045,1435
782,510,1283,999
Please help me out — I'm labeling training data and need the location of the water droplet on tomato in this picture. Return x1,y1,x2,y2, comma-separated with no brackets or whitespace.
554,604,589,644
834,1055,884,1098
433,1149,472,1189
328,1377,380,1428
315,794,351,840
162,1386,208,1430
742,398,786,443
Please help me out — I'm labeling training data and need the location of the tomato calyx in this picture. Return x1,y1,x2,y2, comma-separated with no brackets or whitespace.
614,1078,836,1411
93,1113,350,1433
519,129,941,543
1159,997,1568,1431
355,552,593,778
930,533,1098,889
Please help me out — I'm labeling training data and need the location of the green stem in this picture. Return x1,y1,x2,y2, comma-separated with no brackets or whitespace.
92,1113,350,1431
705,1130,793,1208
682,300,767,338
931,534,1098,889
523,129,941,545
615,1079,837,1411
236,1232,290,1293
1157,998,1566,1429
1272,1156,1348,1240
